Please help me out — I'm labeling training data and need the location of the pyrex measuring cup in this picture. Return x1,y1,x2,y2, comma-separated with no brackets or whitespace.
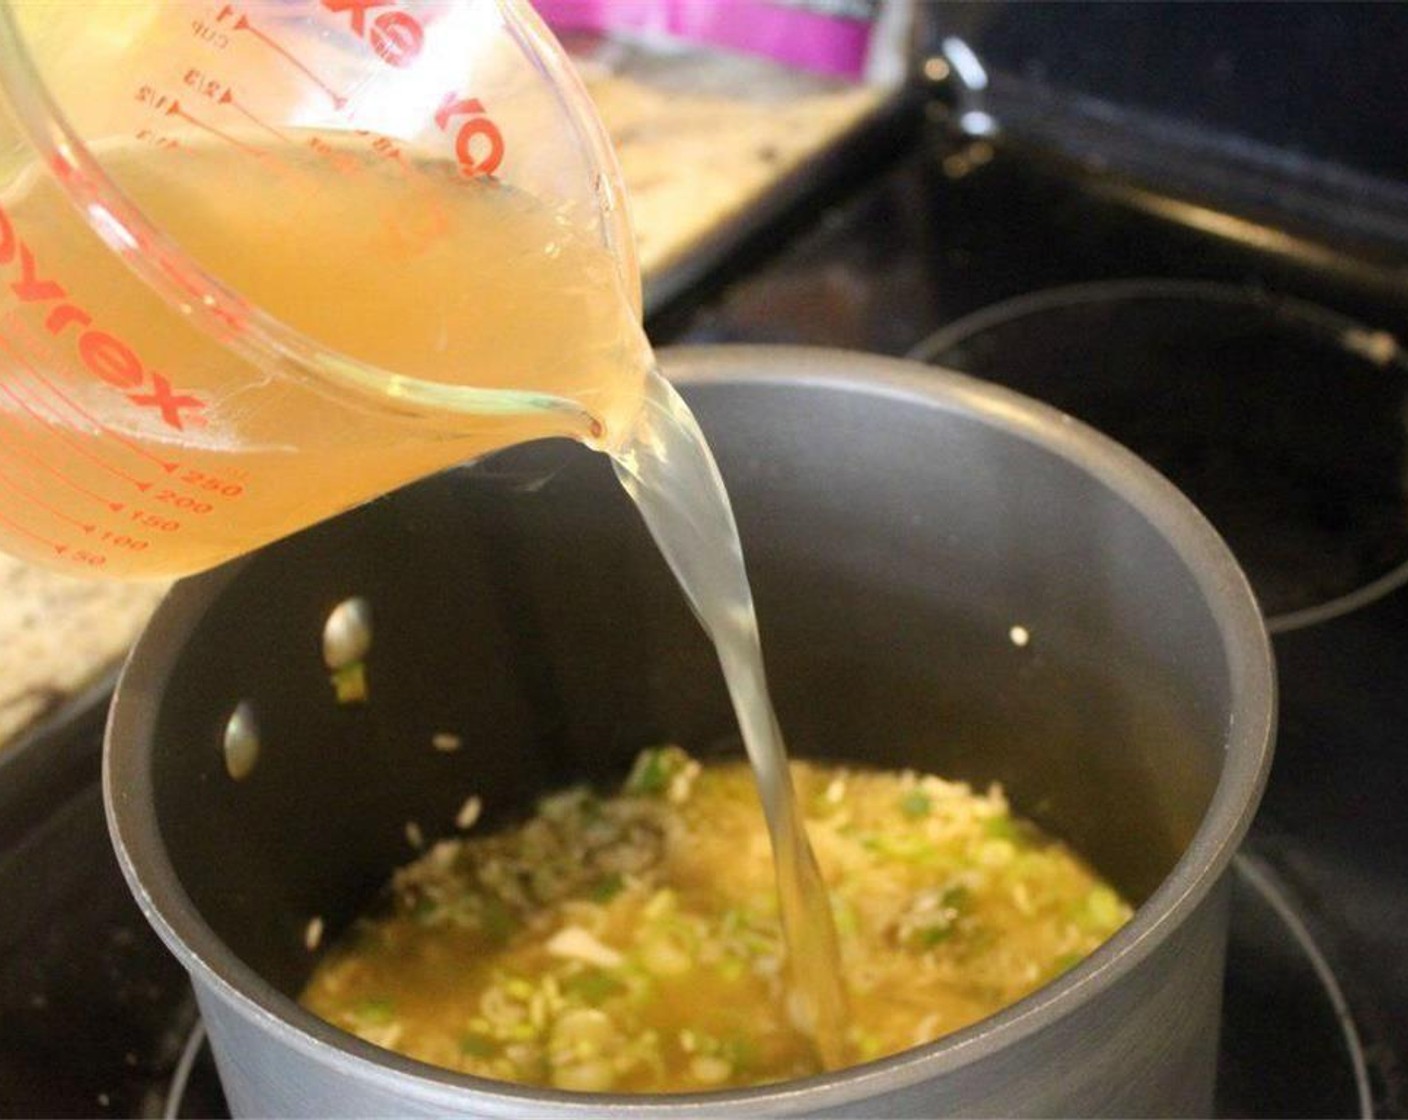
0,0,648,579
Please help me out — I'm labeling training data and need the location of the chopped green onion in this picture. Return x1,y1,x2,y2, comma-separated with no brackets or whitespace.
353,997,395,1025
917,924,955,947
591,872,625,903
460,1031,498,1058
1077,886,1125,932
563,969,626,1005
861,833,938,863
481,896,518,945
330,661,368,704
717,956,746,982
625,746,688,796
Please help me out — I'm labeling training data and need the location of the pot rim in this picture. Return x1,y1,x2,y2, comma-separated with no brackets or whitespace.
104,344,1276,1114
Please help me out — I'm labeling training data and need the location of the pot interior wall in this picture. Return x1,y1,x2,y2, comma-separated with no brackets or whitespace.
146,376,1231,999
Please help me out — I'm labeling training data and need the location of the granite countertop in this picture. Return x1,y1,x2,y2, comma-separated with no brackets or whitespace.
0,561,167,744
0,48,885,750
575,40,884,278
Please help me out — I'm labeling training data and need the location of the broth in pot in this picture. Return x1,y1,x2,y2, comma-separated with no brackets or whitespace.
302,747,1132,1093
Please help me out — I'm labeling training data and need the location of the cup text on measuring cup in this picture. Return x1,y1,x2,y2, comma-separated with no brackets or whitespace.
0,204,206,430
321,0,425,67
319,0,505,175
435,95,504,176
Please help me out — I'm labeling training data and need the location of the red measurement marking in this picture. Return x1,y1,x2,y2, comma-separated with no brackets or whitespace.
165,100,271,161
134,128,181,151
233,13,347,109
322,0,424,68
0,369,153,493
135,84,174,112
0,462,96,535
0,423,125,512
0,505,69,555
219,88,292,145
434,94,504,177
4,313,181,474
306,134,366,179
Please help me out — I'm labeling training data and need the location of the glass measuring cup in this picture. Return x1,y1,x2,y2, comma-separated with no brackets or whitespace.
0,0,649,579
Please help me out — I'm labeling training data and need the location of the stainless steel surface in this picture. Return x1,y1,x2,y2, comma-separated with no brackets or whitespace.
104,346,1275,1117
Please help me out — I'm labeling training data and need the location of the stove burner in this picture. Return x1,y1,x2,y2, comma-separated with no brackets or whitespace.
1218,853,1373,1119
911,280,1408,631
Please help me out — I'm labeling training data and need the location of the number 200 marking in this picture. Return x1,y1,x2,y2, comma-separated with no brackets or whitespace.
157,489,212,513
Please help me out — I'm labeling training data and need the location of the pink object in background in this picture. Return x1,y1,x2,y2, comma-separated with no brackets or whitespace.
533,0,879,80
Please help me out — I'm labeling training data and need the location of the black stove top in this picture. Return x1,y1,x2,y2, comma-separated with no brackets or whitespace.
662,131,1408,1116
2,125,1406,1117
911,279,1408,629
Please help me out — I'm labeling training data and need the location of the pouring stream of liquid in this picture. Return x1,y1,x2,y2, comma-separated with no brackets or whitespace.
611,370,849,1068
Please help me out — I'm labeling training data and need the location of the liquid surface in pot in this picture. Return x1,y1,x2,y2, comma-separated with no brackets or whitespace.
300,747,1132,1093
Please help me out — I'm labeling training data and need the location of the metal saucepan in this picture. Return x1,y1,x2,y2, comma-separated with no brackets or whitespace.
105,346,1275,1116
